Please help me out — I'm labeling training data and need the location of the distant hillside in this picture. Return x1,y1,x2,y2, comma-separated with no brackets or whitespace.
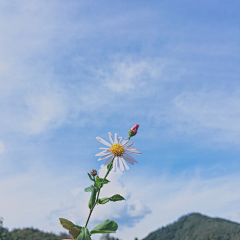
143,213,240,240
2,213,240,240
0,225,70,240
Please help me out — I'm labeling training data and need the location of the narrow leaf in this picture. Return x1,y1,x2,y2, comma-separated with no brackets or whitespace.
87,173,94,181
59,218,82,239
103,179,110,184
95,176,103,189
88,188,97,209
98,198,110,204
95,177,109,189
85,186,94,192
77,227,91,240
109,194,125,202
90,219,118,234
59,218,75,230
69,226,82,239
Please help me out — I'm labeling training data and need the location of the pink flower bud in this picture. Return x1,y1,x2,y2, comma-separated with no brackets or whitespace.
128,124,139,138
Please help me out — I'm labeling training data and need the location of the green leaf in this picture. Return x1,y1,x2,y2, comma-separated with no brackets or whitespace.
59,218,75,230
95,176,103,189
109,194,125,202
88,187,97,209
90,219,118,235
97,178,110,185
95,177,110,189
85,186,94,192
98,194,125,204
102,179,110,184
87,173,94,181
59,218,82,239
69,226,82,239
77,227,91,240
98,198,110,204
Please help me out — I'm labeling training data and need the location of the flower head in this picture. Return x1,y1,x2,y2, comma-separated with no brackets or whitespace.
128,124,139,138
95,132,141,172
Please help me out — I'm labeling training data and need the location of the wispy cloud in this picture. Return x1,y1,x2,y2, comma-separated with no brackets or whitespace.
100,58,167,93
172,89,240,144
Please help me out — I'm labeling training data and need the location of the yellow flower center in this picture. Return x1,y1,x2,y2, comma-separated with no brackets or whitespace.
110,144,125,157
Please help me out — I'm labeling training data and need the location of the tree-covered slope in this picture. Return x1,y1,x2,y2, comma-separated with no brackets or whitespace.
143,213,240,240
2,213,240,240
0,225,70,240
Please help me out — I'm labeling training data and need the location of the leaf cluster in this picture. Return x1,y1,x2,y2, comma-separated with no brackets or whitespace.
60,218,118,240
59,165,125,239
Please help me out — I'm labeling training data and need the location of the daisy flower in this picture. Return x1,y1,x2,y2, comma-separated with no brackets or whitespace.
95,132,141,172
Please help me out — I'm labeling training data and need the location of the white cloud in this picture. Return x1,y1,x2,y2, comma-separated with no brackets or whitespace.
102,59,163,93
46,164,150,235
112,172,240,240
2,161,240,240
23,87,68,134
0,1,71,135
98,57,183,94
1,1,188,137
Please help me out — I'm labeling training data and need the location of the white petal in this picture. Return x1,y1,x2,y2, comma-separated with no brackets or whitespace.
127,147,138,150
125,149,142,155
124,153,138,163
98,152,113,161
121,158,130,170
124,142,134,148
96,137,112,147
104,156,114,166
118,157,124,171
108,132,114,145
121,138,129,146
114,133,118,144
123,156,134,165
95,149,111,156
99,147,110,150
118,137,122,144
113,158,117,171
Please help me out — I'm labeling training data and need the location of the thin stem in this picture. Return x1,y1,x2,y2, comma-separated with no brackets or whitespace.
84,135,132,228
104,161,113,180
84,158,114,228
84,210,92,228
85,188,101,227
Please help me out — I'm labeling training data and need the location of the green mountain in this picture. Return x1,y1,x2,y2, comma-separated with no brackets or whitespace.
2,213,240,240
0,225,70,240
143,213,240,240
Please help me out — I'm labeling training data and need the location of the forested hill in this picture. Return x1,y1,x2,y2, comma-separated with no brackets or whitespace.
0,225,70,240
2,213,240,240
143,213,240,240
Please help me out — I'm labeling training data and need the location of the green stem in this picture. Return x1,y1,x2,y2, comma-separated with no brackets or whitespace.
84,158,114,228
84,135,132,228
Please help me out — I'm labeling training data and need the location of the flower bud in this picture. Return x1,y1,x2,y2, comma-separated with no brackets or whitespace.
128,124,139,138
90,169,97,176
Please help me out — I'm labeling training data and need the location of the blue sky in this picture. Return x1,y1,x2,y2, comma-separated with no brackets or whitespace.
0,0,240,239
